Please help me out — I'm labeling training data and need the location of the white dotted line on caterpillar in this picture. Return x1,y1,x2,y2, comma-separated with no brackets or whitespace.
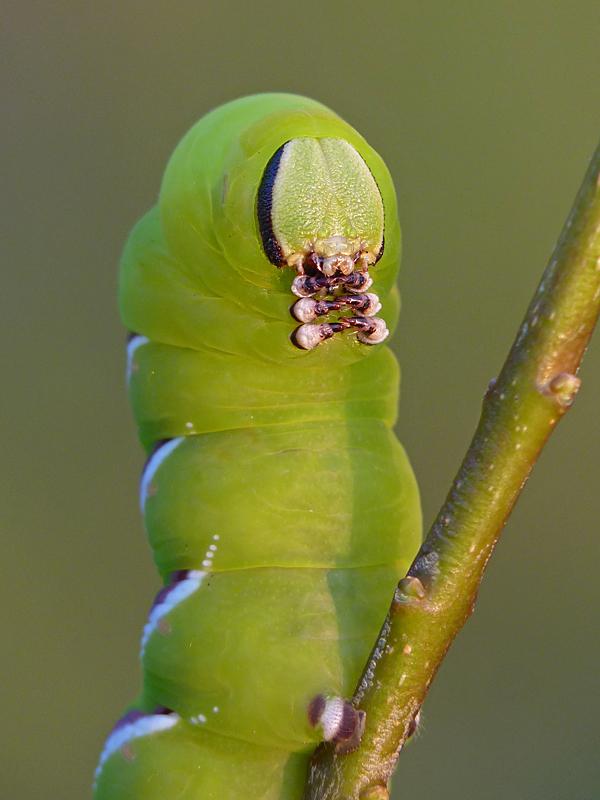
202,534,220,568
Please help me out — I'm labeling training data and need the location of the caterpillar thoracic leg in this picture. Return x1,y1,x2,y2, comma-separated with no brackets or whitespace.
291,270,373,298
293,316,389,350
291,293,382,323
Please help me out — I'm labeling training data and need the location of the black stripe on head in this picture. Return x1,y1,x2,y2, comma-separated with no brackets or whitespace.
256,143,288,266
374,233,385,264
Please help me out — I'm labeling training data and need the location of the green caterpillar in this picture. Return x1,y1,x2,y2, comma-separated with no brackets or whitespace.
94,94,421,800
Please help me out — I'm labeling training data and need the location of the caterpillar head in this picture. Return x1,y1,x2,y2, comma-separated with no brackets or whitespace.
257,137,384,275
157,94,399,356
257,137,388,349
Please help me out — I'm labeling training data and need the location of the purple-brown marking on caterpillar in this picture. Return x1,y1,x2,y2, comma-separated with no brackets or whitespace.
307,694,327,727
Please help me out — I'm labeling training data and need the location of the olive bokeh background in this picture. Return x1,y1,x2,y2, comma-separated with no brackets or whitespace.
4,3,599,798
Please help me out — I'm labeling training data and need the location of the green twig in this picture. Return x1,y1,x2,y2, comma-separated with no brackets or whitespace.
304,141,600,800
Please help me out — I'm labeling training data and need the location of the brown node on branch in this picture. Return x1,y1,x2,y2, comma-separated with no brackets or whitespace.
541,371,581,408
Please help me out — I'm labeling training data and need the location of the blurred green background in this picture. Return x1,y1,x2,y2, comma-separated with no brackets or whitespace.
4,2,599,798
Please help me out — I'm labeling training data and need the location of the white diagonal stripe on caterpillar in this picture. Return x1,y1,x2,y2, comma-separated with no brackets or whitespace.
139,437,185,512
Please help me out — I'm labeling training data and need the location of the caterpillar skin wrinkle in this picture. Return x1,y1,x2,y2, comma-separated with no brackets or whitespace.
94,94,422,800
